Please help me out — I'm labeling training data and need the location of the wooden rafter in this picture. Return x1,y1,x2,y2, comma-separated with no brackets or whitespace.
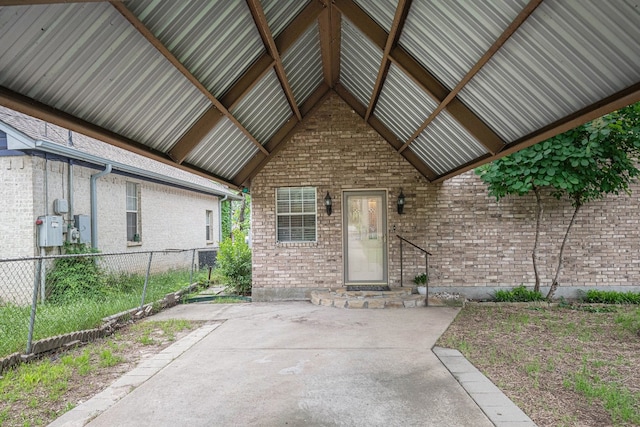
335,83,438,181
433,82,640,183
318,3,341,88
365,0,412,121
232,84,332,187
110,1,269,162
0,85,235,187
399,0,542,155
220,1,325,110
246,0,302,121
333,0,504,156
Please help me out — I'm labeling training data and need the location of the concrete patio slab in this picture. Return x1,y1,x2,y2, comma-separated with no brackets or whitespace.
50,302,496,427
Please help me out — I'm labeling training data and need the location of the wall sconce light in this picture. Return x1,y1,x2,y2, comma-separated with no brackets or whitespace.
397,190,405,215
324,192,332,216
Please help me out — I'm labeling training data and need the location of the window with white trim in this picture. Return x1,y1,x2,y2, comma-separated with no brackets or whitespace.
205,210,213,241
276,187,317,242
126,182,140,242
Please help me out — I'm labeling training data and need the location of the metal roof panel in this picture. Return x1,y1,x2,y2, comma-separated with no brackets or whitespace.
0,3,210,153
339,17,383,107
281,22,324,106
261,0,311,38
458,0,640,142
230,68,293,144
185,117,259,180
373,62,438,142
352,0,397,33
399,0,527,90
124,0,265,98
410,110,488,176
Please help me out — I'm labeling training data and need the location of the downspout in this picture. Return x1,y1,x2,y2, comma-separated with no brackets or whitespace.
67,160,74,242
90,164,112,249
218,195,228,244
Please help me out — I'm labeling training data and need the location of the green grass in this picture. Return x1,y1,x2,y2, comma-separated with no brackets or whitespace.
615,308,640,336
0,269,204,358
565,361,640,425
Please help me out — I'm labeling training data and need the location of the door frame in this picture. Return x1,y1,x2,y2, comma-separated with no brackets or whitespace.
342,189,388,285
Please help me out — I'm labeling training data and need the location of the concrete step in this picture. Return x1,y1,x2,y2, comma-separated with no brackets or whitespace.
310,287,426,309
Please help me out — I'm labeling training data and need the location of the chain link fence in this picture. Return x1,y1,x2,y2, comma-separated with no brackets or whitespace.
0,248,217,359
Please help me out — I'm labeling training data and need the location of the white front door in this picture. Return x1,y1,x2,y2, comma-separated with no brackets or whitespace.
343,191,387,284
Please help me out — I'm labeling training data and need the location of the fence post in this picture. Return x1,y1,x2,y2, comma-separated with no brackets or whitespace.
190,249,196,286
27,258,43,354
140,252,153,309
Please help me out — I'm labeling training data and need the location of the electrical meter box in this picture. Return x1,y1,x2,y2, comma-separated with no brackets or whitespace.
37,215,64,247
74,215,91,244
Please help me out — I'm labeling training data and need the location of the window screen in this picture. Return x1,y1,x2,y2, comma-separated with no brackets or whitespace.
276,187,316,242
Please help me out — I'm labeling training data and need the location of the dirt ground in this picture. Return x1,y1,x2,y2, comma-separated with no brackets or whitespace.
437,303,640,427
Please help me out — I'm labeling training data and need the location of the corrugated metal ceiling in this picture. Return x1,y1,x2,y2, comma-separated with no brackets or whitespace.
282,22,324,106
459,0,640,143
373,62,438,143
339,16,383,108
0,0,638,188
125,0,265,99
262,0,311,38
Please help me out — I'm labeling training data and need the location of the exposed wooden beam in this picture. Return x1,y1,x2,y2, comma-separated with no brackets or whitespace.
233,84,332,187
400,0,542,155
333,0,505,158
335,83,437,181
365,0,411,121
433,82,640,183
219,1,324,110
333,0,386,48
110,1,268,158
168,107,223,163
246,0,302,121
220,54,274,110
0,85,237,187
390,45,505,156
318,4,341,88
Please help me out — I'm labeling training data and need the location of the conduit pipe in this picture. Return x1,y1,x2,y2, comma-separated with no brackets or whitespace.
90,164,112,249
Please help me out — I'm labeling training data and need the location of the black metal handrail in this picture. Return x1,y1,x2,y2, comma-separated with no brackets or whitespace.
397,235,432,306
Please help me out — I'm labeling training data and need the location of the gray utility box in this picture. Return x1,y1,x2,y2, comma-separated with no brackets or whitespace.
37,215,64,247
74,215,91,244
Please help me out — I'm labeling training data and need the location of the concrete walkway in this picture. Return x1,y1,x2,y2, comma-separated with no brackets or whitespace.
49,302,531,427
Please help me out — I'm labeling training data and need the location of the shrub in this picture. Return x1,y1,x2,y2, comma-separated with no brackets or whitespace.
494,285,544,302
213,232,252,295
47,244,106,304
583,290,640,304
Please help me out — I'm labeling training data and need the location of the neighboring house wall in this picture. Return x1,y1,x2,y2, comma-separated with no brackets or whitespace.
27,156,221,255
251,93,640,301
0,154,221,304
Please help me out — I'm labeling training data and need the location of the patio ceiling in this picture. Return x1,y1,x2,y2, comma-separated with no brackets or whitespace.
0,1,639,189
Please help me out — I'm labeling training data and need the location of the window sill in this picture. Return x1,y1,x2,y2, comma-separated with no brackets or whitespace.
205,241,215,246
276,241,318,248
127,241,143,247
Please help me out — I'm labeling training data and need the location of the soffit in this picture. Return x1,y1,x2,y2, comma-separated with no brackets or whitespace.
0,0,638,189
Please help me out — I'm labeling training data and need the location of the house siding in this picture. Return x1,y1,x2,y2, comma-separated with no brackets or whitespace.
251,93,640,301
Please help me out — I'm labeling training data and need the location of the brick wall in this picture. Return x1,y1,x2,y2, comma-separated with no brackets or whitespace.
251,93,640,300
1,155,221,258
